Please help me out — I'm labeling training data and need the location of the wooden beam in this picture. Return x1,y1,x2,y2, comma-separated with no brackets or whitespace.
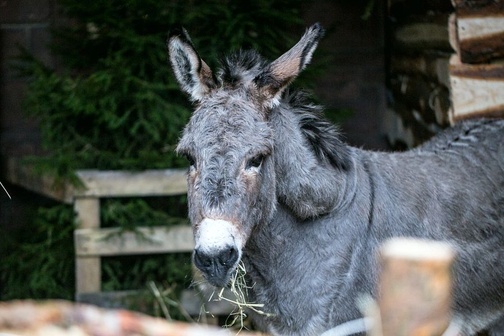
377,238,455,336
75,169,187,198
3,157,188,201
449,54,504,121
75,225,194,257
4,157,75,203
74,198,102,295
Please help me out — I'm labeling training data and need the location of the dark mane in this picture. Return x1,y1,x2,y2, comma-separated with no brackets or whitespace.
285,90,352,171
218,50,269,88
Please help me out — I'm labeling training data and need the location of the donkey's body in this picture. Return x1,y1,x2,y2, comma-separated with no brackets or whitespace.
168,24,504,335
247,98,504,334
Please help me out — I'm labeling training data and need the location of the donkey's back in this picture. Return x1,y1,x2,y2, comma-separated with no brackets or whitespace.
363,118,504,334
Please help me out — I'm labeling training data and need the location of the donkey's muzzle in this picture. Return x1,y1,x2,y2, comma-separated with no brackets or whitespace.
193,247,239,287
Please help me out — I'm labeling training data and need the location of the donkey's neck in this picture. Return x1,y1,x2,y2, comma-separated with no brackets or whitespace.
243,168,373,335
269,92,354,219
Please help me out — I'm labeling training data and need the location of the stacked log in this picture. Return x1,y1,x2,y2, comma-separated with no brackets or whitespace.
448,0,504,121
386,0,455,148
386,0,504,148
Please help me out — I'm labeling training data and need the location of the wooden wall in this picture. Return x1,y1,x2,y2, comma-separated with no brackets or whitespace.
385,0,504,148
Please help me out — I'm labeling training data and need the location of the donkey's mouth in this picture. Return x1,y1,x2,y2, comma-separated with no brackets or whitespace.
196,262,239,288
201,269,236,288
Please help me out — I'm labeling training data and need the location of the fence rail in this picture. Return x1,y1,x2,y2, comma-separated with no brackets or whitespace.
5,157,194,298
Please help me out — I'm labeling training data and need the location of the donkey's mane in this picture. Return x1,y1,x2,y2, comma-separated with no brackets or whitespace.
219,50,352,171
217,50,351,171
218,50,269,88
284,90,352,171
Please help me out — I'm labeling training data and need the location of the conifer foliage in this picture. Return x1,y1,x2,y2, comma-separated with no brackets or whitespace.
23,0,305,174
3,0,306,306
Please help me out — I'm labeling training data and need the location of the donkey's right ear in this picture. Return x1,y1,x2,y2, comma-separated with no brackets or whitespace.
168,27,216,102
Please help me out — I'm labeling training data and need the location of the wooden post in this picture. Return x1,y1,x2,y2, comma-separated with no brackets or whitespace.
377,238,455,336
74,197,101,296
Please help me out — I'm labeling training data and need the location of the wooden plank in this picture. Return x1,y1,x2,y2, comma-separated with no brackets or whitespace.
74,198,102,294
449,54,504,121
4,157,75,203
74,169,187,198
75,225,194,257
377,238,455,336
3,157,188,201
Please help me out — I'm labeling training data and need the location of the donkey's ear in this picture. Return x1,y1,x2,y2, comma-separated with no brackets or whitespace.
168,27,216,102
254,23,324,107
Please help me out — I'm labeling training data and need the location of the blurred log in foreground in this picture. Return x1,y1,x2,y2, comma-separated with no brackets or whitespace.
377,238,456,336
0,300,264,336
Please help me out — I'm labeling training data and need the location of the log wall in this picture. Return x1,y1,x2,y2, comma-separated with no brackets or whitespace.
385,0,504,148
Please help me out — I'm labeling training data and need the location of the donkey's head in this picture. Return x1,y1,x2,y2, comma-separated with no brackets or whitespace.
168,24,324,287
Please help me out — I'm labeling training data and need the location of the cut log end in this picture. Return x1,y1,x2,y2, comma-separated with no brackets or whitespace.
378,238,456,336
380,238,455,262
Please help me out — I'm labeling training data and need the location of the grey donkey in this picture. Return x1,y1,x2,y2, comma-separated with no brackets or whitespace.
168,23,504,335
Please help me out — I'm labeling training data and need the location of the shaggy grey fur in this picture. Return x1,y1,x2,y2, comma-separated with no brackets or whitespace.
168,24,504,335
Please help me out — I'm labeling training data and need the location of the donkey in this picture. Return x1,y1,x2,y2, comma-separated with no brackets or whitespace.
168,24,504,335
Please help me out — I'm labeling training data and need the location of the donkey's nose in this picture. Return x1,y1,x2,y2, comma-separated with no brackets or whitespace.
193,247,239,286
194,247,238,268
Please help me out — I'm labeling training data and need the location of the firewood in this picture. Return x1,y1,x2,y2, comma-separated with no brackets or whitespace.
449,54,504,121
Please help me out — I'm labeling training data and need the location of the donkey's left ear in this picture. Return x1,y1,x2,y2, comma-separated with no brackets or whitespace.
254,23,324,107
168,27,216,102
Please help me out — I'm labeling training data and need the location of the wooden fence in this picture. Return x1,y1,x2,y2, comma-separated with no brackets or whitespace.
4,157,239,318
6,157,190,296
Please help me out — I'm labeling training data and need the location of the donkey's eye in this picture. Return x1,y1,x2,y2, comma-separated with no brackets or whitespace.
246,154,265,170
184,154,196,168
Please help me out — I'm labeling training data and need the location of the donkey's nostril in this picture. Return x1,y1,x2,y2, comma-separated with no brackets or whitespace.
218,247,238,266
194,248,213,269
193,247,239,275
